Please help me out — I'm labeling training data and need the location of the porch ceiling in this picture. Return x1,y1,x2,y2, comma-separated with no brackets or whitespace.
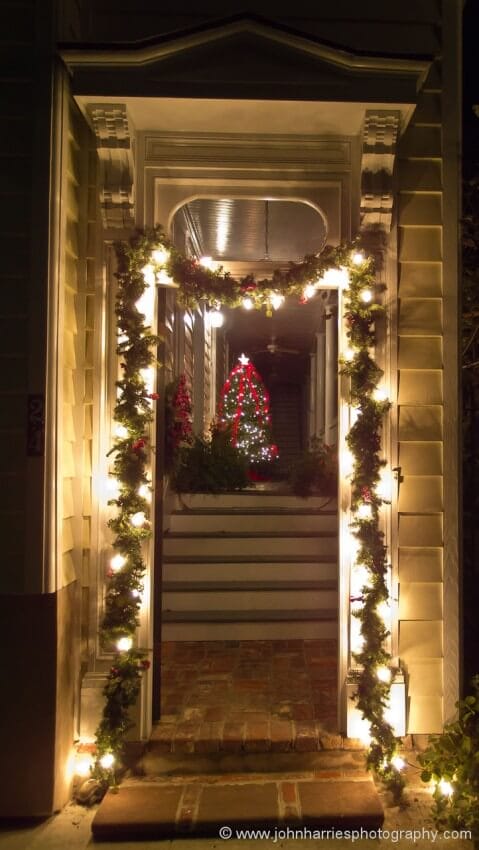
175,198,327,263
224,294,333,358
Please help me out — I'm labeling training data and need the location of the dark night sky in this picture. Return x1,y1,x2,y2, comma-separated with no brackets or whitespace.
463,0,479,159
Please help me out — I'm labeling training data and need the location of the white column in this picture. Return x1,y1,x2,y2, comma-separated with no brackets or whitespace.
324,310,336,444
315,330,326,439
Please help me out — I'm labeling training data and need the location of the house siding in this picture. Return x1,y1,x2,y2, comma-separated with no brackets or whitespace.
396,55,452,732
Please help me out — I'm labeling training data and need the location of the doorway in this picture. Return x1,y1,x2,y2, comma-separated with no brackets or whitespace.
152,196,340,752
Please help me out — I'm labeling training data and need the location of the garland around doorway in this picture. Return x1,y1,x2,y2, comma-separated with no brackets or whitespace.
88,226,405,798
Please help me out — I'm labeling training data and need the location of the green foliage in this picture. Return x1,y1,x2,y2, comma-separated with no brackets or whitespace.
93,229,164,790
339,254,404,799
171,426,249,493
289,438,337,498
418,676,479,839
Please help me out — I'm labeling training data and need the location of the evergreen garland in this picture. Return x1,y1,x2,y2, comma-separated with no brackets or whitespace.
90,226,404,798
92,231,160,787
340,255,405,798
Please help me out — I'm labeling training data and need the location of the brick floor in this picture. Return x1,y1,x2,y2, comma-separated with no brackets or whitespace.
151,639,338,754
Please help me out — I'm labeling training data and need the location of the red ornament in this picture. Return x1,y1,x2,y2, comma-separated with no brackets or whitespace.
361,486,372,502
132,438,146,453
148,392,160,401
140,659,151,670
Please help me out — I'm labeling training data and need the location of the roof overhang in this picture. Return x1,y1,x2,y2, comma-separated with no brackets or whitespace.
60,14,431,108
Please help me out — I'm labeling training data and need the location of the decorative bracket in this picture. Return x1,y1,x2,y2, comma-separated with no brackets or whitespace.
87,103,135,228
360,110,400,233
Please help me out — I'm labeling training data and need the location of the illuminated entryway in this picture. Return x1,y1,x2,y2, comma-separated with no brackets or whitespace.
152,197,341,749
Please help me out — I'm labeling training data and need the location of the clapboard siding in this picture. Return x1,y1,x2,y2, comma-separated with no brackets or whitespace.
397,63,445,731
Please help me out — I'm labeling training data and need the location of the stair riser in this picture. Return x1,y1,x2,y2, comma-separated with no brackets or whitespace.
162,620,338,641
164,537,338,557
163,562,337,583
168,513,337,533
162,590,338,612
174,494,337,510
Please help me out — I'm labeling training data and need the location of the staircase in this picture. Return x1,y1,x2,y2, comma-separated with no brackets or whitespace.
162,490,338,641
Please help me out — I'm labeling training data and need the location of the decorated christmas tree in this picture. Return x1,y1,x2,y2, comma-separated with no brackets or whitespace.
218,354,278,466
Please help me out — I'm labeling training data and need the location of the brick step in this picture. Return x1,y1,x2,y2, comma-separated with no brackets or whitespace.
147,722,345,759
163,559,337,583
163,533,338,558
169,510,337,533
162,586,338,612
92,764,382,839
174,493,337,510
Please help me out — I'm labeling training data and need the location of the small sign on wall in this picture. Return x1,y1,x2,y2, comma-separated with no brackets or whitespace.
27,394,45,457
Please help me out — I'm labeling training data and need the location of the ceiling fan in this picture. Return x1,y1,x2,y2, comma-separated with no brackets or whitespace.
254,335,300,356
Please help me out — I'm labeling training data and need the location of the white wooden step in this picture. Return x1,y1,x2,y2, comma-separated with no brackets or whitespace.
162,586,337,612
162,559,337,583
168,510,337,534
163,533,338,558
173,493,337,510
161,615,338,641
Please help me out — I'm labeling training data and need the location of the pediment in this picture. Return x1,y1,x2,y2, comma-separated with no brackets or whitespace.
61,15,429,104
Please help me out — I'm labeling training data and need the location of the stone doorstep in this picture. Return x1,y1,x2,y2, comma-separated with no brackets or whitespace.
92,777,384,839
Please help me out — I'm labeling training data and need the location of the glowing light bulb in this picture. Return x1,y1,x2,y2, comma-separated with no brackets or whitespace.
376,665,392,683
242,297,253,310
343,347,355,362
131,589,140,599
75,754,94,777
208,308,224,328
391,755,406,771
358,725,372,745
270,293,285,310
199,256,217,271
377,600,391,623
373,387,389,403
351,565,372,597
138,484,151,501
438,779,454,798
99,752,115,769
115,424,128,439
117,636,133,652
351,251,365,266
376,468,393,501
360,288,373,304
131,511,146,528
110,554,126,572
357,502,372,520
303,283,317,300
152,247,170,265
321,267,349,289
